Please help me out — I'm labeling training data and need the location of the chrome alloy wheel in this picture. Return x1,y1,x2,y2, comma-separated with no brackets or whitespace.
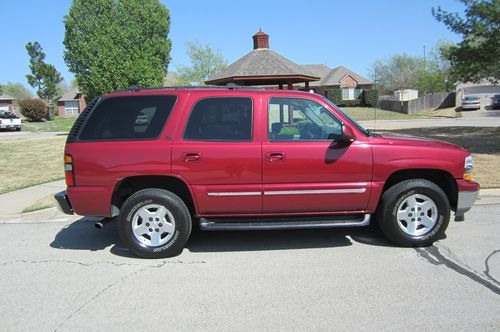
396,194,438,236
132,204,176,246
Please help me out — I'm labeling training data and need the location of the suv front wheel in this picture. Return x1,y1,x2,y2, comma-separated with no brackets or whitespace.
377,179,450,247
118,189,192,258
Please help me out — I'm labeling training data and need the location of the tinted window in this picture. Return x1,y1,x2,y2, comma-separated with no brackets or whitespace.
268,97,342,141
184,97,252,141
79,95,176,141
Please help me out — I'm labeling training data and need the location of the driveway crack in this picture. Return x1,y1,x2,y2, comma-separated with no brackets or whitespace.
52,266,148,332
415,245,500,296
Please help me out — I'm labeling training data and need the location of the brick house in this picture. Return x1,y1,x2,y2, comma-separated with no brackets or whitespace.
206,31,373,99
301,64,373,99
0,93,15,113
57,88,86,117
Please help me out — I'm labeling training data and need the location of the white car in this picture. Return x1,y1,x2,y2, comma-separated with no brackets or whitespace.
461,96,481,110
0,111,22,131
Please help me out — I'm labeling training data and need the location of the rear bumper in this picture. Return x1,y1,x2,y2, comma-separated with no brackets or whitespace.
455,180,480,217
54,191,74,215
462,104,480,109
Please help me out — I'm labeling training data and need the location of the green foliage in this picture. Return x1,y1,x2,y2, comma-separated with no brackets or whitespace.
325,89,342,104
325,89,362,107
279,127,299,136
63,0,172,100
25,42,63,103
370,43,457,94
177,41,228,85
337,99,362,107
20,99,48,122
371,54,420,93
0,82,33,105
361,89,379,107
433,0,499,82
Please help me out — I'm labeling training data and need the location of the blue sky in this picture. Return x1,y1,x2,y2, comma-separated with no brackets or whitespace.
0,0,465,88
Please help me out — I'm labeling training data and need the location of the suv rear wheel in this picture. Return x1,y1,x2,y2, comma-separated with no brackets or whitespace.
118,189,192,258
377,179,450,247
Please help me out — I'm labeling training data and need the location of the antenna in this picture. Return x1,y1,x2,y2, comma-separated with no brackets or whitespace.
373,70,377,133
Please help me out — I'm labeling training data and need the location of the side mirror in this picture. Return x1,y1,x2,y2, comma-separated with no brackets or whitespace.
329,125,355,148
341,125,355,143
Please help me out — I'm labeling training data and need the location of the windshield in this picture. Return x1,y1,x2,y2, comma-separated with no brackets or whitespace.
321,96,371,137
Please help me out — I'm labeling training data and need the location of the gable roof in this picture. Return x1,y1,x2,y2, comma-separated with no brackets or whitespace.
0,93,15,101
206,48,320,84
58,88,81,101
302,65,372,87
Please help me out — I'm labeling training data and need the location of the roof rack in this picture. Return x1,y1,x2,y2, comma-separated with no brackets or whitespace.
112,85,266,94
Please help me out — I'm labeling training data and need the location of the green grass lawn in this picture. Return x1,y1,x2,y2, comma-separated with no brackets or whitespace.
0,137,66,194
22,116,76,132
342,107,460,121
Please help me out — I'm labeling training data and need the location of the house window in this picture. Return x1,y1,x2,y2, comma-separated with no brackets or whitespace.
64,101,79,115
342,88,354,100
341,88,362,100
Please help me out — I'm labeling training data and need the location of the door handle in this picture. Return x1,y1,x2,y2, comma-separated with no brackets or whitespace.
265,152,285,162
182,152,201,162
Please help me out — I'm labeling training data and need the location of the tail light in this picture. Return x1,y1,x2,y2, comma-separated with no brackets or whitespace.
64,154,75,186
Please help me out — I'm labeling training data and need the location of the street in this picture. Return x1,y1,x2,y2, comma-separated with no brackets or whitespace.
0,203,498,331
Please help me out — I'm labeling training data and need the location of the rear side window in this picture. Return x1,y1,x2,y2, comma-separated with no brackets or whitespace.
79,95,177,141
183,97,252,141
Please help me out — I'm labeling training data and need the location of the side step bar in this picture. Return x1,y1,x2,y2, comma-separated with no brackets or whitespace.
199,214,371,231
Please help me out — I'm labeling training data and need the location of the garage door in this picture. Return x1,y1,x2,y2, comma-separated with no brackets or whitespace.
463,86,500,107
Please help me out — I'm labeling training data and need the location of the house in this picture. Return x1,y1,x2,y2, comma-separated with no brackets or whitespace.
0,93,15,113
57,88,86,116
205,31,373,99
206,31,320,89
301,64,373,99
455,80,500,109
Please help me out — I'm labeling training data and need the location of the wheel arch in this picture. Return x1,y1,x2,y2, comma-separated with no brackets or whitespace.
382,169,458,210
112,175,197,216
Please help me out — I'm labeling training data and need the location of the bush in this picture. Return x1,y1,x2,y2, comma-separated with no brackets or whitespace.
20,99,48,121
325,89,362,107
362,89,379,107
336,99,362,107
325,89,342,104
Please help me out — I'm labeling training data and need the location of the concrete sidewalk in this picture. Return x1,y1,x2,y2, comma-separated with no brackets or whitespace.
0,180,65,218
0,180,498,220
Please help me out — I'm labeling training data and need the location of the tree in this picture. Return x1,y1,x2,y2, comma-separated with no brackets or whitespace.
433,0,500,82
64,0,172,100
371,43,456,94
371,54,421,93
0,82,33,105
177,41,228,85
25,41,63,103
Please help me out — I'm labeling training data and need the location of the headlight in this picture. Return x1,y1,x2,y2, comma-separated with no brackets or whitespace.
464,155,473,181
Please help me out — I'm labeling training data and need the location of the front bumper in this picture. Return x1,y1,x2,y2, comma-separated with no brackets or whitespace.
54,191,74,215
455,190,478,216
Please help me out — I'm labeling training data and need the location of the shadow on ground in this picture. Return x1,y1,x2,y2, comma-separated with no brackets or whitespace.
50,217,394,257
379,126,500,154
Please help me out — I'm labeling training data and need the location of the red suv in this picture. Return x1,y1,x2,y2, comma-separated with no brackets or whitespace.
55,87,479,258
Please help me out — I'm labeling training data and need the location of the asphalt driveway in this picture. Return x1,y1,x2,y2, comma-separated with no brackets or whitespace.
0,204,498,331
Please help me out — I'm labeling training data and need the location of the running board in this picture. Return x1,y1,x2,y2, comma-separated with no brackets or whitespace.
199,214,371,231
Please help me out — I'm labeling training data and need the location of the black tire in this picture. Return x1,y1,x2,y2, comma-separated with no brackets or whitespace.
376,179,450,247
118,189,192,258
16,127,21,131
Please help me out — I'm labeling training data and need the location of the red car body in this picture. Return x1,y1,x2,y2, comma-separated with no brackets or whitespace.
62,88,478,219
